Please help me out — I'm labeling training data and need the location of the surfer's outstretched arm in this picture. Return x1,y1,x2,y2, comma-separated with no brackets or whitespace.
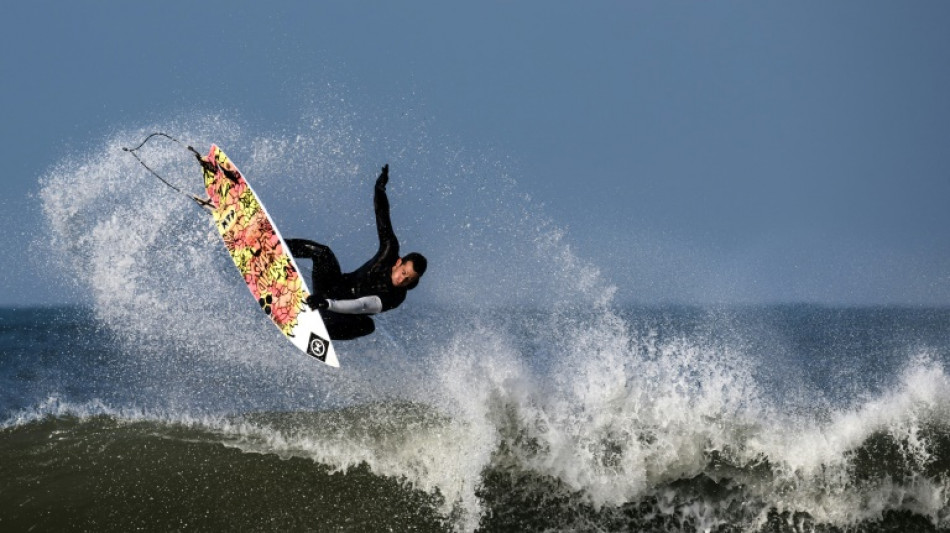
373,164,399,258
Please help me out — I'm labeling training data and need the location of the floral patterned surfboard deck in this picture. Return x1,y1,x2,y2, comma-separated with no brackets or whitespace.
202,145,338,367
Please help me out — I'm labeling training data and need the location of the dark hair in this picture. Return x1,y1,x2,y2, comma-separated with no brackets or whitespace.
402,252,427,290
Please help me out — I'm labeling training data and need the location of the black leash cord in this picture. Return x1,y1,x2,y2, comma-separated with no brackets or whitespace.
123,132,212,209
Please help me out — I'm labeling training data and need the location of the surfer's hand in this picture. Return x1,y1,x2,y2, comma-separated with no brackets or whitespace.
306,296,329,311
375,164,389,190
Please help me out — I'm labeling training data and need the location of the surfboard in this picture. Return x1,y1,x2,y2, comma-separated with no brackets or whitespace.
201,145,339,367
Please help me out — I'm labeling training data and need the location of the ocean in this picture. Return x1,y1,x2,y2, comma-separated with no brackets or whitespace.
3,305,950,532
4,123,950,531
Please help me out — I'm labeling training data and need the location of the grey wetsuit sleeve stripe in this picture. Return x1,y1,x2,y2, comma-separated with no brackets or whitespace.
326,296,384,315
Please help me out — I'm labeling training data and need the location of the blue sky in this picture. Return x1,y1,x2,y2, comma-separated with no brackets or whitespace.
3,1,950,307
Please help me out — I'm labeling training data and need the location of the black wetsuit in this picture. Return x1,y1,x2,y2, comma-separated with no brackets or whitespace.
287,167,406,340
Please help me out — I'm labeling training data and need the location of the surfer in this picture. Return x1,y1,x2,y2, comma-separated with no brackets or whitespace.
286,165,427,340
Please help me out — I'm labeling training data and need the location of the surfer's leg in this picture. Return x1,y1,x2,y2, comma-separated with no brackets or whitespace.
321,313,375,340
286,238,325,260
286,239,345,297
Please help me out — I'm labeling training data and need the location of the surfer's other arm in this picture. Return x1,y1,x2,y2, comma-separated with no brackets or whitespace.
307,295,383,315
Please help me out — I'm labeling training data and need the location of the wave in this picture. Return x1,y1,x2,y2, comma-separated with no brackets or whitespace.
4,363,950,533
0,405,448,532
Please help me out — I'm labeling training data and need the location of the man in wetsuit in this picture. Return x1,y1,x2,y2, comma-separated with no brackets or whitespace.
286,165,427,340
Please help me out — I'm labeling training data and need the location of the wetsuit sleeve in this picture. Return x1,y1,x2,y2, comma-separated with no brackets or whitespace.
348,165,401,279
327,296,384,315
373,165,400,260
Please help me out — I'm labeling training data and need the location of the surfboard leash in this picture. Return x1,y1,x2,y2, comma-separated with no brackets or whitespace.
123,132,213,210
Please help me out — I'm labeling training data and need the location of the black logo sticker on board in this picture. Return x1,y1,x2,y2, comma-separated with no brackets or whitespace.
306,333,329,361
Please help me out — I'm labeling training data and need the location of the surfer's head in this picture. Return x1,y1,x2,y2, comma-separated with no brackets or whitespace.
392,253,427,289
